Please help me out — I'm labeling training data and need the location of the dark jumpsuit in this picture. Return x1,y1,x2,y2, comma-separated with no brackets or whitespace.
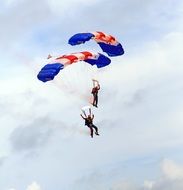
84,117,99,138
92,86,100,107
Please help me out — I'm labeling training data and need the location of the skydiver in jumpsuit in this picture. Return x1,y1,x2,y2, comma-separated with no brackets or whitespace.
91,79,100,108
80,113,99,138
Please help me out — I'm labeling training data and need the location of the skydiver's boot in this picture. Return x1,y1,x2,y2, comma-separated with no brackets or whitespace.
93,97,97,107
95,132,99,136
93,125,99,136
93,103,98,108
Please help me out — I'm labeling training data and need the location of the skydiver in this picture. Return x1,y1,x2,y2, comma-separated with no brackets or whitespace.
80,113,99,138
91,79,100,108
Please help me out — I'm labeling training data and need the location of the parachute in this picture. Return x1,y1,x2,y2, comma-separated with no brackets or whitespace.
37,51,111,82
68,31,124,57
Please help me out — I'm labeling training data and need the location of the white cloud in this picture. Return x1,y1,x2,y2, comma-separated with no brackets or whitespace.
26,182,41,190
74,159,183,190
162,159,183,180
46,0,100,15
142,159,183,190
143,180,155,189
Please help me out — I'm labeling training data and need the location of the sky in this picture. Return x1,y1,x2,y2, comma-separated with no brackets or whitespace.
1,0,183,189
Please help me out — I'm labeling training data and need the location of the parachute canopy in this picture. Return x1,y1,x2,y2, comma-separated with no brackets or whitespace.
68,31,124,57
37,51,111,82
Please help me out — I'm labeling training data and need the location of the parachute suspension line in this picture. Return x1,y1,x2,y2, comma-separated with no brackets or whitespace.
70,61,92,101
56,67,86,99
52,61,91,101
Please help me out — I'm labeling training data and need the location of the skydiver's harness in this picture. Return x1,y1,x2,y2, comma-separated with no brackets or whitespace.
84,118,93,126
92,87,99,94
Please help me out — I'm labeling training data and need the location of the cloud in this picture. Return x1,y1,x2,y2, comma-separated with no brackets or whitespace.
26,182,41,190
74,159,183,190
10,117,57,153
162,159,183,180
8,181,42,190
0,156,7,166
46,0,101,15
0,0,51,48
143,180,155,189
144,159,183,190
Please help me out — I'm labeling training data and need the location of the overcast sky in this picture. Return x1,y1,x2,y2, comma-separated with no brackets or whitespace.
1,0,183,190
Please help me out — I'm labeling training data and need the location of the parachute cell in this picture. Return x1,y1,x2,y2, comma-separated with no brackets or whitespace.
68,31,124,57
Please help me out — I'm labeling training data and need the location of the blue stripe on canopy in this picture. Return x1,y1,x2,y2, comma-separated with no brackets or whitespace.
37,63,64,82
98,42,124,56
84,53,111,68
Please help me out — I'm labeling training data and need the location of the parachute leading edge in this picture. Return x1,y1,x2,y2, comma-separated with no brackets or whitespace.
68,31,124,57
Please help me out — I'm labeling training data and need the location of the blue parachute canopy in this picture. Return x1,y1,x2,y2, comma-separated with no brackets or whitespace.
84,53,111,68
68,32,124,57
68,33,94,45
98,42,124,57
37,63,64,82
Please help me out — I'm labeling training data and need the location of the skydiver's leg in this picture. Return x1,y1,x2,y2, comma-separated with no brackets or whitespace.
88,125,93,138
92,94,96,106
95,95,98,107
93,94,97,106
92,125,99,135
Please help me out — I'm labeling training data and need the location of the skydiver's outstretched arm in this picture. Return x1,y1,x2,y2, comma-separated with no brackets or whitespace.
80,114,86,120
91,114,94,120
89,108,92,116
82,110,87,118
92,79,99,88
97,84,100,90
92,79,95,88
